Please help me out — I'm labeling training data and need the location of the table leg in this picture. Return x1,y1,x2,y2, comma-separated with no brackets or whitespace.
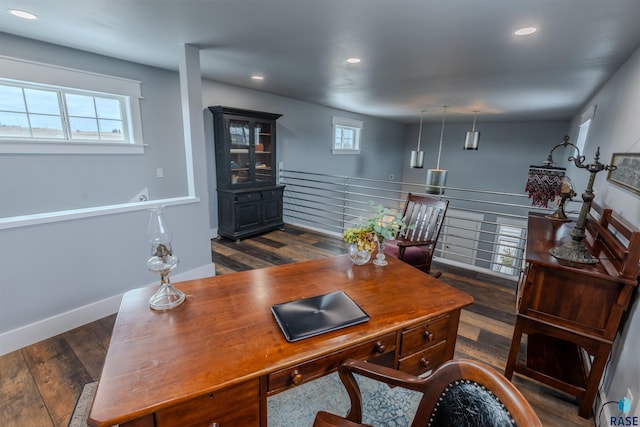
505,319,524,380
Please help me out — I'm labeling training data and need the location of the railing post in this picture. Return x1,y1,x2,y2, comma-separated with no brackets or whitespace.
341,175,347,231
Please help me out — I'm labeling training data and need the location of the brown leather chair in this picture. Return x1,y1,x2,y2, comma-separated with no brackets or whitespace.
383,193,448,277
313,358,542,427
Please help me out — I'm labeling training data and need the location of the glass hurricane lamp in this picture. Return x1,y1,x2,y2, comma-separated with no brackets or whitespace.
146,207,185,310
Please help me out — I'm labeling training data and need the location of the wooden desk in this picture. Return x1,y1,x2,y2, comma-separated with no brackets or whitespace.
505,209,639,418
89,255,473,427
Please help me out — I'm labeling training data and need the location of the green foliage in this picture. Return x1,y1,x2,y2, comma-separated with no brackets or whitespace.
365,201,413,241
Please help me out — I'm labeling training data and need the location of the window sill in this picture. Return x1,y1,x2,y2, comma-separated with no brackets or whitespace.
0,140,144,154
331,149,361,155
0,196,199,230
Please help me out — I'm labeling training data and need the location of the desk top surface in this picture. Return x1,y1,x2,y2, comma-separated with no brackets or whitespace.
89,255,473,426
525,213,630,281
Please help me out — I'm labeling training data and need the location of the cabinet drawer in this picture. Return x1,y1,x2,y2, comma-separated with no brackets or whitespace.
398,340,447,376
262,188,283,199
399,314,451,357
155,379,259,427
267,333,396,395
235,192,260,203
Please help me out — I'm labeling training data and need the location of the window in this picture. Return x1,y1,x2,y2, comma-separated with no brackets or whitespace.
491,223,525,276
0,82,128,142
332,116,363,154
0,55,143,154
575,105,596,154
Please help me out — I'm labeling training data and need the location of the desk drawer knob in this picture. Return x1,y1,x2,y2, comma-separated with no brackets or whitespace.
374,341,387,354
290,370,303,385
424,331,434,342
420,358,432,369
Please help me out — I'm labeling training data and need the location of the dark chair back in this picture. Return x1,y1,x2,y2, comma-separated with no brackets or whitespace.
384,193,448,276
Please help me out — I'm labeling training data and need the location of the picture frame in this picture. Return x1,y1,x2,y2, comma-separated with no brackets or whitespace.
607,153,640,195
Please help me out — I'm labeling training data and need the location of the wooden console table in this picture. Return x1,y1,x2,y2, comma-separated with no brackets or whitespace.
89,255,473,427
505,207,640,418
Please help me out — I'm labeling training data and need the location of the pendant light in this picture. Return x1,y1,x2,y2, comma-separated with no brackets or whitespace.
464,110,480,150
410,110,425,168
426,105,448,195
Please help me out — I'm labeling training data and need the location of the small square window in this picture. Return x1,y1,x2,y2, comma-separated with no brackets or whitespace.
332,116,363,154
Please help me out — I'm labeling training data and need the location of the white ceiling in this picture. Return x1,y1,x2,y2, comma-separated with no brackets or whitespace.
1,0,639,123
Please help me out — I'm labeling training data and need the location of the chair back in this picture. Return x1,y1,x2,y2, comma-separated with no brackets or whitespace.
399,193,448,244
335,358,542,427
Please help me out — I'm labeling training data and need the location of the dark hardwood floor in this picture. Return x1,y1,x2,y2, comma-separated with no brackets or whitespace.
0,226,595,427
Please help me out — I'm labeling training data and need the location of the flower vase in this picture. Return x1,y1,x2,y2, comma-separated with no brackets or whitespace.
373,237,388,266
347,243,371,265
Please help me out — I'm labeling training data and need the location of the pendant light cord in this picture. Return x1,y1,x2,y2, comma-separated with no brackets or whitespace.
436,105,448,169
471,110,478,131
416,110,425,151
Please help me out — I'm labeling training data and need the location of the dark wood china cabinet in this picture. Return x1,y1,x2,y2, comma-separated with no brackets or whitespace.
208,106,284,241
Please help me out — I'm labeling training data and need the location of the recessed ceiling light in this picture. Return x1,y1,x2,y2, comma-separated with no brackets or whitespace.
515,27,537,36
346,57,361,64
8,9,38,20
251,75,264,81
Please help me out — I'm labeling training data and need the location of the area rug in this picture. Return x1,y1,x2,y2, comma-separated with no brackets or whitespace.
69,373,421,427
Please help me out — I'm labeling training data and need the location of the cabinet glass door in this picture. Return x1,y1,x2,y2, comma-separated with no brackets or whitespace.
254,120,274,184
228,119,251,186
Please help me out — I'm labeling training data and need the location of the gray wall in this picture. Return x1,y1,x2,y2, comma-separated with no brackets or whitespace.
402,120,570,193
201,80,407,230
577,47,639,418
0,36,211,341
0,33,189,217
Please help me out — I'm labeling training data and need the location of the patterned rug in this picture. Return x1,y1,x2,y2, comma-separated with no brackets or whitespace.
69,373,422,427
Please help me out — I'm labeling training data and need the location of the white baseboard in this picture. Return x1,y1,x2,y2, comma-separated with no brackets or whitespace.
0,262,215,356
595,388,615,426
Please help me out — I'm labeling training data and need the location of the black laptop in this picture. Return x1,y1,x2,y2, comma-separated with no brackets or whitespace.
271,291,369,342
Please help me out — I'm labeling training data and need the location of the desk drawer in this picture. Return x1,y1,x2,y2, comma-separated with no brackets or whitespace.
398,340,447,376
399,314,451,357
155,379,259,427
267,333,396,395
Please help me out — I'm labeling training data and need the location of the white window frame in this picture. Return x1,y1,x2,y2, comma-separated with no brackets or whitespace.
491,222,526,276
575,105,596,154
0,55,144,154
332,116,363,154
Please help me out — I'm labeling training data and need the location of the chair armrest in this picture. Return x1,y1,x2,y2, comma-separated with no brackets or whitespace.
338,359,428,423
393,238,436,248
339,359,427,391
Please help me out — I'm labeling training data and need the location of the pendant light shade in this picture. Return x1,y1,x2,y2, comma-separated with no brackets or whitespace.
410,110,426,168
425,169,448,195
464,110,480,150
426,105,448,195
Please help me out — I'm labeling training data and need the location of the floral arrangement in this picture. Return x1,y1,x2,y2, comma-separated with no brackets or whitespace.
343,201,413,251
343,225,376,253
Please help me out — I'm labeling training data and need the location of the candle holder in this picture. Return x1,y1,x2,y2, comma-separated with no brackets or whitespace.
146,207,185,310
